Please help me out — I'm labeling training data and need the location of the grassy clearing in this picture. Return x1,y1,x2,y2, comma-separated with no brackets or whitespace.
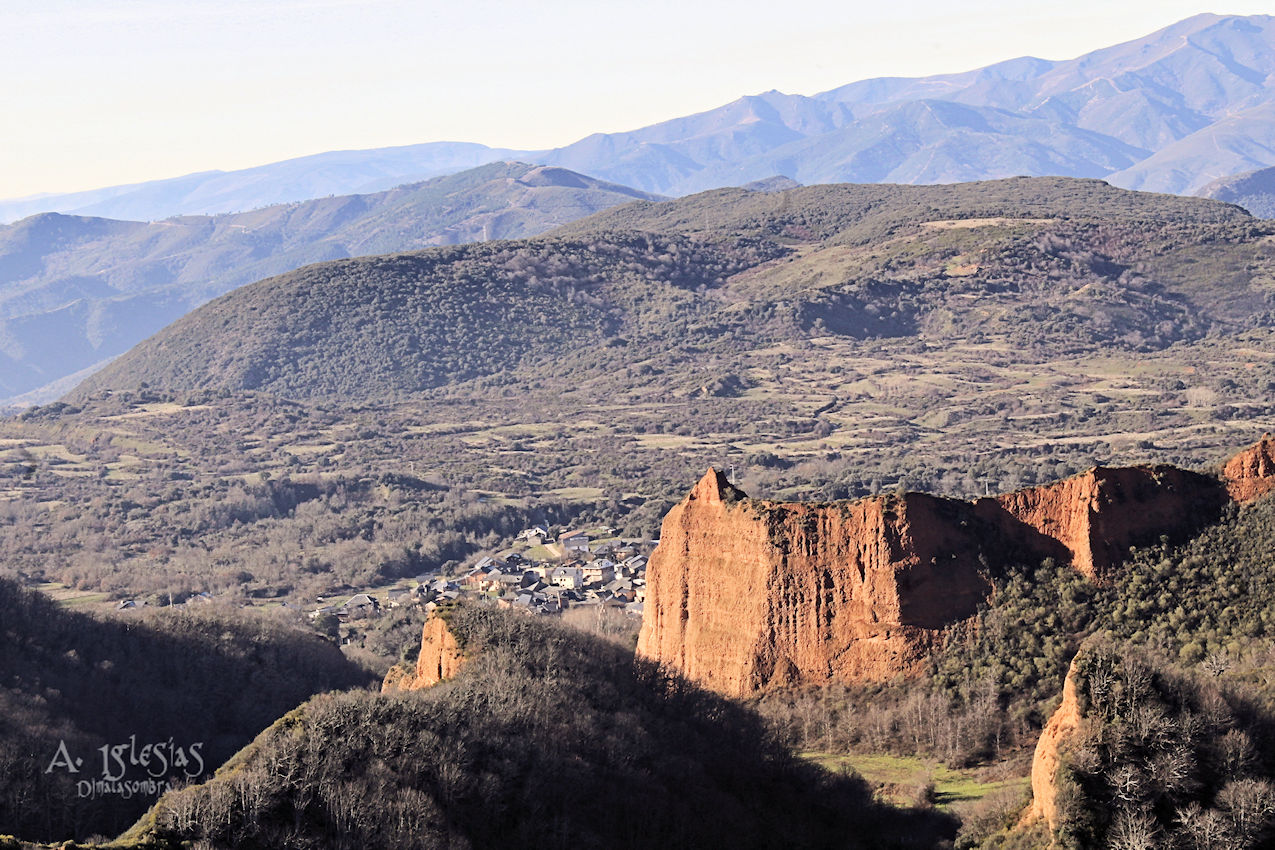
546,486,605,502
920,217,1055,230
35,582,112,608
104,402,210,420
282,443,339,455
522,544,553,561
803,751,1030,810
633,434,701,449
25,444,87,463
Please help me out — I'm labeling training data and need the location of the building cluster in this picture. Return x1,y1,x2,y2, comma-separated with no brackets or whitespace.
311,526,651,624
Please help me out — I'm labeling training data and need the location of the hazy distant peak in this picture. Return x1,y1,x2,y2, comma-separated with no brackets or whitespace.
1196,162,1275,217
7,14,1275,218
740,175,802,192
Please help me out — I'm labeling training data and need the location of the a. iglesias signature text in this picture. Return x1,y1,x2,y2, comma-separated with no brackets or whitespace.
45,736,205,799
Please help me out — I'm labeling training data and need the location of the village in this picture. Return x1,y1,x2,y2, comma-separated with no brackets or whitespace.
97,523,653,649
309,524,651,640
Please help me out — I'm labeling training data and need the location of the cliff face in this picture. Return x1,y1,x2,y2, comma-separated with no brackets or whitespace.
637,469,994,697
1027,658,1083,835
1223,434,1275,502
639,438,1273,695
977,465,1225,582
381,615,465,693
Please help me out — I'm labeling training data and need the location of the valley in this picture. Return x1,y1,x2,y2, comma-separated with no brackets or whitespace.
2,175,1275,848
11,7,1275,849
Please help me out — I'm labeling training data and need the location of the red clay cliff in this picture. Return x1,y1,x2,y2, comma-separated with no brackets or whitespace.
1223,433,1275,502
638,437,1275,696
382,614,466,693
976,465,1224,582
638,469,994,696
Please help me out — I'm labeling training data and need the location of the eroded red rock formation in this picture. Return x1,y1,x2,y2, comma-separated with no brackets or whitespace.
1026,657,1083,836
976,465,1225,582
637,469,994,697
1223,433,1275,502
638,437,1275,695
382,614,465,693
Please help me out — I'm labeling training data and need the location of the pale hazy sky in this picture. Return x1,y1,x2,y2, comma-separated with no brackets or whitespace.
2,1,1271,199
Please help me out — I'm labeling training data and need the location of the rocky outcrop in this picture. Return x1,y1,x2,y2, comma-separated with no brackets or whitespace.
381,614,466,693
1223,433,1275,502
1027,658,1083,835
976,465,1225,582
637,469,996,697
639,438,1274,695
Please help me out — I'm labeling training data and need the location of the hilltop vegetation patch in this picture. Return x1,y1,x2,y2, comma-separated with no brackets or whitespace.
127,606,951,849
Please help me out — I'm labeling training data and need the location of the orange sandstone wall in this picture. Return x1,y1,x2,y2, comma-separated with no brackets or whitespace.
977,466,1225,582
637,469,993,697
640,438,1275,696
1224,434,1275,502
382,615,465,693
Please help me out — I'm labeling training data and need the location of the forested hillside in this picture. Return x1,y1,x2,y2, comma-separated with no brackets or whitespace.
75,177,1269,402
0,577,372,843
0,161,656,403
120,606,951,850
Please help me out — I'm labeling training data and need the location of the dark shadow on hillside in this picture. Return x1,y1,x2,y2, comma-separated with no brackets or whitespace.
135,605,956,849
0,577,374,842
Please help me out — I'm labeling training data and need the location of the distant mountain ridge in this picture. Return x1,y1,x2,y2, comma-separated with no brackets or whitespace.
0,162,657,404
537,13,1275,196
1197,163,1275,217
0,142,525,224
5,13,1275,222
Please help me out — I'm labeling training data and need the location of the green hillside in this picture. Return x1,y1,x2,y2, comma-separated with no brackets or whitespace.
0,161,657,402
557,176,1252,242
73,233,779,400
73,177,1273,404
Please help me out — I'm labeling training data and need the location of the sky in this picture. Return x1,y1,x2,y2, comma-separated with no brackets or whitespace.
2,1,1272,199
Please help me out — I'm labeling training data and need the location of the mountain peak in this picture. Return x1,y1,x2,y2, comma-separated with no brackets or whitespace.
7,15,1275,212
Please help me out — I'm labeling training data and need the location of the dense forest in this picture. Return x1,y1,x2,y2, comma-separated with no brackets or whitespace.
1051,642,1275,849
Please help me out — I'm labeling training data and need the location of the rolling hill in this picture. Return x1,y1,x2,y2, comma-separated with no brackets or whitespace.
118,605,948,850
0,141,525,224
0,162,657,405
1198,163,1275,218
71,176,1266,403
